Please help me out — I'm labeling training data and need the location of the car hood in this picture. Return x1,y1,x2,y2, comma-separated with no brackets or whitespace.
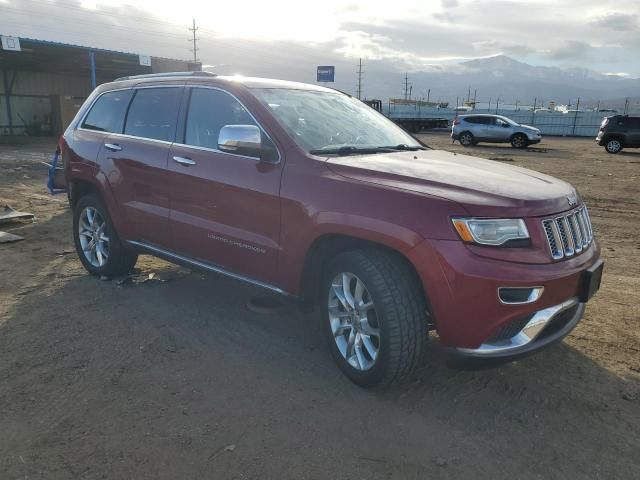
325,149,578,217
519,124,541,133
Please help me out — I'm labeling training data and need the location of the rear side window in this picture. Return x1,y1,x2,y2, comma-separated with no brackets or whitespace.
124,87,182,142
465,116,490,125
81,90,132,133
184,88,256,150
628,118,640,128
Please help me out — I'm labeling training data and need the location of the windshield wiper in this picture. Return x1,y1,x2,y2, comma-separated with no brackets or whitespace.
309,146,396,156
378,144,426,151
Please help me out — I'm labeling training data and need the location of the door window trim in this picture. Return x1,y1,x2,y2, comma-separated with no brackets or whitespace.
76,85,184,146
174,85,281,164
76,87,132,135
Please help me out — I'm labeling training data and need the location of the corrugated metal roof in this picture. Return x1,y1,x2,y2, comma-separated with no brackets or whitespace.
2,35,195,63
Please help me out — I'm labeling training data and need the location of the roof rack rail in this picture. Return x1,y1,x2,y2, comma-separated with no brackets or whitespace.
114,71,217,81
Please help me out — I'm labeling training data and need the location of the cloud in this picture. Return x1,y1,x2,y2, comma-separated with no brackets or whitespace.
433,12,457,23
544,40,593,61
591,12,639,31
1,0,639,93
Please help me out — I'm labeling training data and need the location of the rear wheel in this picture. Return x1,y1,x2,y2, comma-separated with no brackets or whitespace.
322,250,428,388
511,133,529,149
73,194,137,277
605,138,622,154
459,131,474,147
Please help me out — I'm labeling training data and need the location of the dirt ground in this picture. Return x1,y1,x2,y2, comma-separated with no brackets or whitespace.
0,133,638,479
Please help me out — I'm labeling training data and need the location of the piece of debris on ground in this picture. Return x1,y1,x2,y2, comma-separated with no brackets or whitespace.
0,231,24,243
0,205,34,224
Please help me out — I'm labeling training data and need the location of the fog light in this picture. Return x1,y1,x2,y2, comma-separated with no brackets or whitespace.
498,287,543,304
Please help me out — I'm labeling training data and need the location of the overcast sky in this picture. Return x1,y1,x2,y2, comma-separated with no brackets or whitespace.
1,0,639,96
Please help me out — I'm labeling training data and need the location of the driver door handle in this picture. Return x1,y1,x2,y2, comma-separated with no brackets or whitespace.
173,156,196,166
104,143,122,152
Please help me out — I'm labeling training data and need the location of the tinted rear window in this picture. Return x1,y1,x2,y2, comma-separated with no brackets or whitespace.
627,117,640,128
81,90,132,133
464,116,490,124
124,87,182,142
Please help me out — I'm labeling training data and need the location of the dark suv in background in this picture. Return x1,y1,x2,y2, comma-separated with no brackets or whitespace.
596,115,640,153
60,72,602,388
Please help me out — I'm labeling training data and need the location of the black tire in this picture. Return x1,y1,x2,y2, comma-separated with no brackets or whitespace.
73,194,138,277
459,131,474,147
604,138,623,154
322,249,428,388
511,133,529,149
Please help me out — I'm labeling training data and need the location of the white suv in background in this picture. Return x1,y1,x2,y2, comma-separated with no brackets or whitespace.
452,114,542,148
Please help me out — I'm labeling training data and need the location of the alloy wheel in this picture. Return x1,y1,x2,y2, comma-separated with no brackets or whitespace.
512,135,526,148
328,272,380,371
606,139,621,153
78,206,110,268
460,133,473,146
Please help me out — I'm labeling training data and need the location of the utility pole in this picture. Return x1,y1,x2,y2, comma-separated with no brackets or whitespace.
531,97,537,126
426,88,430,104
467,86,471,103
572,97,580,135
188,18,200,63
356,58,363,100
409,85,413,101
404,73,409,100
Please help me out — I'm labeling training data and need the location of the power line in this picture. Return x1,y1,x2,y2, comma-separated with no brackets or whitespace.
1,7,187,40
188,18,200,63
16,0,188,30
356,58,363,100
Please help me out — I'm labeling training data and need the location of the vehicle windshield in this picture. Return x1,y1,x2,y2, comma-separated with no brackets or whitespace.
253,88,423,154
497,115,519,126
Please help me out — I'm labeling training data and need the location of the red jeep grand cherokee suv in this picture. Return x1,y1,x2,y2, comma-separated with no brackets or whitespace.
61,72,603,387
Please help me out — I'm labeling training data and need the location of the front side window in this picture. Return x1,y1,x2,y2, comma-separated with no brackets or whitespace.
184,88,257,150
252,88,420,153
466,117,485,124
81,90,132,133
124,87,182,142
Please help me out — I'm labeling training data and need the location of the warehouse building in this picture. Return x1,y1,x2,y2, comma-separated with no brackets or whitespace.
0,35,200,136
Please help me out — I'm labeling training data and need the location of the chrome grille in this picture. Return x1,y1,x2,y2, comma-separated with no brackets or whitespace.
542,207,594,260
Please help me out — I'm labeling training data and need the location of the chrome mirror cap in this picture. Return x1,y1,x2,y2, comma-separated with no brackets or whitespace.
218,124,261,156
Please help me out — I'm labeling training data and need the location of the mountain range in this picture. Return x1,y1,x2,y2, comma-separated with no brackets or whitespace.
364,55,640,107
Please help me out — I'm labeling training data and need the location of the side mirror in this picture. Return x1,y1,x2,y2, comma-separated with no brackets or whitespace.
218,125,278,162
502,122,510,128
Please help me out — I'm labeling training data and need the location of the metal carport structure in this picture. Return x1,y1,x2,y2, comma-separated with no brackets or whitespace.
1,36,200,136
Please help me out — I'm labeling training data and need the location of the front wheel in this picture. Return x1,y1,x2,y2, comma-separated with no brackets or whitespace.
605,138,622,154
322,250,428,388
73,194,138,277
511,133,529,149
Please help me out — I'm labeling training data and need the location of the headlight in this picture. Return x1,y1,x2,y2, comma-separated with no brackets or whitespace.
451,218,530,246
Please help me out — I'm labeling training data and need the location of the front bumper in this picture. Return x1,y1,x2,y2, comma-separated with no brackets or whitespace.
406,238,601,352
452,297,583,358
